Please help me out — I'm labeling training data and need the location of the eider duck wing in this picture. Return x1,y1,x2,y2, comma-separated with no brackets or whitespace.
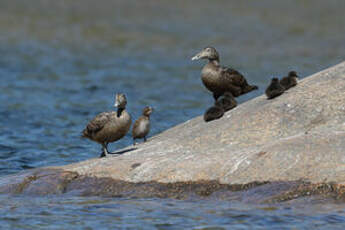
221,67,246,86
221,66,258,95
86,112,113,134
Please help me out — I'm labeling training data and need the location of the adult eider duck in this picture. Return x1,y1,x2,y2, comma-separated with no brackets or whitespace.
82,93,132,158
280,71,299,90
265,78,285,99
215,92,237,112
132,106,153,145
191,47,258,100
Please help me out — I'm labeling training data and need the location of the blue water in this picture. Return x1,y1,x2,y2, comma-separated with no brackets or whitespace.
1,0,345,228
1,195,345,230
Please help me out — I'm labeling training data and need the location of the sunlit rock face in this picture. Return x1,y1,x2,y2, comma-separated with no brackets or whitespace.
1,62,345,200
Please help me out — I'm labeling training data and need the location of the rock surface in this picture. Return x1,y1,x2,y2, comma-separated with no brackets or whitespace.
1,61,345,201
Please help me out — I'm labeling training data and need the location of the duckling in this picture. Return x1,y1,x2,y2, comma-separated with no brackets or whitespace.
280,71,299,90
132,106,153,145
191,47,258,101
204,105,224,122
82,93,132,158
265,78,285,99
215,92,237,112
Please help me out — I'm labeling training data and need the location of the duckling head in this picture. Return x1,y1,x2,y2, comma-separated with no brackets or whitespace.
271,78,279,83
114,93,127,109
288,71,299,78
142,106,153,117
223,92,234,98
191,47,219,61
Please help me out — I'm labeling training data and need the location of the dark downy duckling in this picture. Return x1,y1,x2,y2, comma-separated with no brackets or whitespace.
215,91,237,112
132,106,153,145
204,92,237,122
82,93,132,158
265,78,285,99
280,71,299,90
204,105,224,122
191,47,258,100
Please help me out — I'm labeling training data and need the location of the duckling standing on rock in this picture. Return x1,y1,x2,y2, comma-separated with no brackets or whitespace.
215,92,237,112
280,71,299,90
191,47,258,100
132,106,153,145
265,78,285,99
82,93,132,158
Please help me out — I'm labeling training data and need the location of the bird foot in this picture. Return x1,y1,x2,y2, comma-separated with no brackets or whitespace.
99,151,106,158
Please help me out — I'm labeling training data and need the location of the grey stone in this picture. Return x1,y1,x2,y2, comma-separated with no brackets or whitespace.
1,61,345,200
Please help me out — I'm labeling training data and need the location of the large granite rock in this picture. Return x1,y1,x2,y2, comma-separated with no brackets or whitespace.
1,61,345,201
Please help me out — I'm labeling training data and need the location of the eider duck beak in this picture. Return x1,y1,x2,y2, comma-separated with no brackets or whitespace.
191,51,203,61
191,55,200,61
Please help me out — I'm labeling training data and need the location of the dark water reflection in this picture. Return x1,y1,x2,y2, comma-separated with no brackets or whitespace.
0,0,345,228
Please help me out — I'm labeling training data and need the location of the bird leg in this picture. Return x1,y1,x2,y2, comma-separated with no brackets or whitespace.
133,138,136,146
100,143,109,158
144,136,147,142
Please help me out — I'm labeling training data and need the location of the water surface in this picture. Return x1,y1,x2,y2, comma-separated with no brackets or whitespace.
1,195,345,230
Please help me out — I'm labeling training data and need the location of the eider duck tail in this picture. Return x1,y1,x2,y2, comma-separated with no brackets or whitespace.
81,128,90,139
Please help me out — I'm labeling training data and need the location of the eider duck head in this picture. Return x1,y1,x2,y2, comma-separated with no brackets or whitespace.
191,47,219,62
114,93,127,109
142,106,153,117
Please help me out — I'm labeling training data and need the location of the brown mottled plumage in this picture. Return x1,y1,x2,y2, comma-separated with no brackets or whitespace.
191,47,258,100
280,71,299,90
82,93,131,157
265,78,285,99
132,106,153,145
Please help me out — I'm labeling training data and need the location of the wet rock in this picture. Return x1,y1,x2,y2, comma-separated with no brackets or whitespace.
1,61,345,202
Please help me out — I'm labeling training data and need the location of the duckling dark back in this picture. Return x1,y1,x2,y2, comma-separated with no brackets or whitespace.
265,78,285,99
280,71,299,90
215,92,237,112
204,105,224,122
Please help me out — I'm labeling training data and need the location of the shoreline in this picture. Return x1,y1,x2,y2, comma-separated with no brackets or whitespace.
1,61,345,203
